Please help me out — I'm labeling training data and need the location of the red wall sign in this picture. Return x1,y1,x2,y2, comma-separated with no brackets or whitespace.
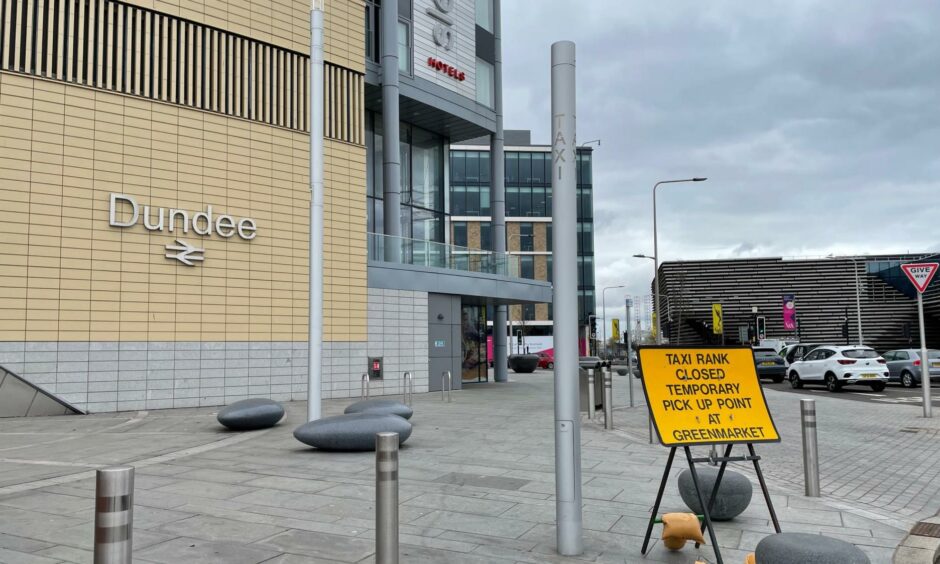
427,57,466,82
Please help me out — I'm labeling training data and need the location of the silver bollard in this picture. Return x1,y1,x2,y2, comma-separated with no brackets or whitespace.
801,399,820,497
402,372,413,407
588,370,596,420
361,373,370,400
375,432,399,564
628,366,635,408
94,466,134,564
441,371,452,402
603,369,613,430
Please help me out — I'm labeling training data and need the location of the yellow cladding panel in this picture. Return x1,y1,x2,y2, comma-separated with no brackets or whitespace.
0,73,367,343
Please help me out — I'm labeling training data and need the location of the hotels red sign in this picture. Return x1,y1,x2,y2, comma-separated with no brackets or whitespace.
427,57,466,82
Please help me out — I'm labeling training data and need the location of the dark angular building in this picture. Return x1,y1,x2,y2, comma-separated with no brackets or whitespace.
655,254,940,351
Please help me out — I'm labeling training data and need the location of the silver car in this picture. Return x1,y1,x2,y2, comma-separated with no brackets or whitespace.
883,349,940,387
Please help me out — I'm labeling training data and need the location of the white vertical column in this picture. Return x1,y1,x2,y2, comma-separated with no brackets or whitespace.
551,40,583,557
307,1,324,421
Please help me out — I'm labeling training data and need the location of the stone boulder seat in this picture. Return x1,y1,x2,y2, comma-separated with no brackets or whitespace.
217,398,285,431
344,399,413,420
677,466,753,521
756,532,870,563
294,413,412,451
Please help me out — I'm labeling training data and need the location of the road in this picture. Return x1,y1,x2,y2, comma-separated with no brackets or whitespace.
765,380,940,406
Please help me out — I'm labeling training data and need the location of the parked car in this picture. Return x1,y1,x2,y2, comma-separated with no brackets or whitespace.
753,347,787,383
883,349,940,387
780,343,826,364
787,346,888,392
537,352,555,370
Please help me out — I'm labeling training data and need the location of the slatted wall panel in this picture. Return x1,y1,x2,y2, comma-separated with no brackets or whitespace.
0,0,374,136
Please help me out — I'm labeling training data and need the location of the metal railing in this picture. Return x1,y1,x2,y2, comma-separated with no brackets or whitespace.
368,233,521,278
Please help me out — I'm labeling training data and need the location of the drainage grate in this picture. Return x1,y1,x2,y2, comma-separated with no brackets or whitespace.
910,521,940,538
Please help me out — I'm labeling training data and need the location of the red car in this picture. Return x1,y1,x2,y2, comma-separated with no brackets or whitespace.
537,352,555,369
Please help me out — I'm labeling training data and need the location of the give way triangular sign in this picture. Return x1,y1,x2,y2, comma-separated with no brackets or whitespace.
901,262,939,294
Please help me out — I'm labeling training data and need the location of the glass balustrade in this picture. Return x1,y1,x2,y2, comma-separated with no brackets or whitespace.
368,233,522,278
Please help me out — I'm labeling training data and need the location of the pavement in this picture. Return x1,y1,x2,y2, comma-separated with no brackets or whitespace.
771,380,940,407
0,371,920,564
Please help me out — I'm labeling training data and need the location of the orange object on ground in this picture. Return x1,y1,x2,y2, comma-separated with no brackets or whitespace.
661,512,706,551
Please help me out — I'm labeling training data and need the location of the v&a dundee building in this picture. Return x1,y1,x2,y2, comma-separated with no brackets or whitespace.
655,254,940,351
0,0,553,415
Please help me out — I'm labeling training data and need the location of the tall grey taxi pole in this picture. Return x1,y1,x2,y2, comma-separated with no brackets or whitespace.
94,466,134,564
800,399,820,497
375,432,399,564
551,39,583,556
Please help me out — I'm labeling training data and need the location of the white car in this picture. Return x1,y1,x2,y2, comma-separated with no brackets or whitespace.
787,345,889,392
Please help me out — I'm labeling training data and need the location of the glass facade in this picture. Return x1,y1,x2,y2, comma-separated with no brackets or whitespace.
366,112,447,244
449,148,597,321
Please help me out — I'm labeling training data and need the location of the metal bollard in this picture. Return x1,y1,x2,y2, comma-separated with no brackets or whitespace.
361,373,370,400
801,399,820,497
587,370,596,420
628,366,635,408
603,369,613,430
375,432,399,564
402,372,413,407
94,466,134,564
441,371,452,402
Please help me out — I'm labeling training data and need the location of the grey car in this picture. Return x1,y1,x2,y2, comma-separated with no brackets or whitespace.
883,349,940,387
753,347,786,383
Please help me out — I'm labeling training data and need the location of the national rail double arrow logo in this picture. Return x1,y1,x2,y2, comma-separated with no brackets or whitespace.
165,239,205,266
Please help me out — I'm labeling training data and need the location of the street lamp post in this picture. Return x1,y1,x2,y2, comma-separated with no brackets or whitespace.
850,257,864,345
602,285,625,357
650,178,707,344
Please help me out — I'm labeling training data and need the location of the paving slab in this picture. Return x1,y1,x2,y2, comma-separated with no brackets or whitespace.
0,372,913,563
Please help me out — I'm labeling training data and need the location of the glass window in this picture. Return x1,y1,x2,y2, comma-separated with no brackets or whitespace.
397,21,411,74
897,351,910,360
452,222,467,247
518,153,532,184
480,187,491,216
546,224,552,252
399,0,412,18
451,186,466,215
578,152,593,185
411,128,443,211
843,349,880,359
579,256,594,287
577,187,593,220
372,115,384,198
523,304,536,321
506,153,518,184
412,207,442,242
480,152,491,181
480,222,492,250
400,127,411,203
506,186,519,216
531,153,548,184
518,187,532,217
579,222,593,253
475,58,494,107
450,152,465,183
475,0,493,32
519,223,534,251
465,151,480,182
466,186,481,215
520,256,534,279
547,255,553,283
532,187,546,216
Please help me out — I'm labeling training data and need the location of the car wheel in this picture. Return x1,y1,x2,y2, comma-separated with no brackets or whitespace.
825,373,842,392
772,376,785,384
871,382,886,392
789,372,803,389
901,371,916,388
547,362,554,369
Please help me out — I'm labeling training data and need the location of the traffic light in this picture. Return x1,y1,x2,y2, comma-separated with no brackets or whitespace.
842,320,849,340
756,316,766,341
590,317,597,340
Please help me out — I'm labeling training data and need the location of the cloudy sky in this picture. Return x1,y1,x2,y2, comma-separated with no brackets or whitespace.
500,0,940,330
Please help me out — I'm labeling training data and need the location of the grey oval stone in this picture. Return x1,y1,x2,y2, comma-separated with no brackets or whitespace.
217,398,285,431
756,533,870,564
678,466,753,521
344,399,413,420
294,413,412,451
